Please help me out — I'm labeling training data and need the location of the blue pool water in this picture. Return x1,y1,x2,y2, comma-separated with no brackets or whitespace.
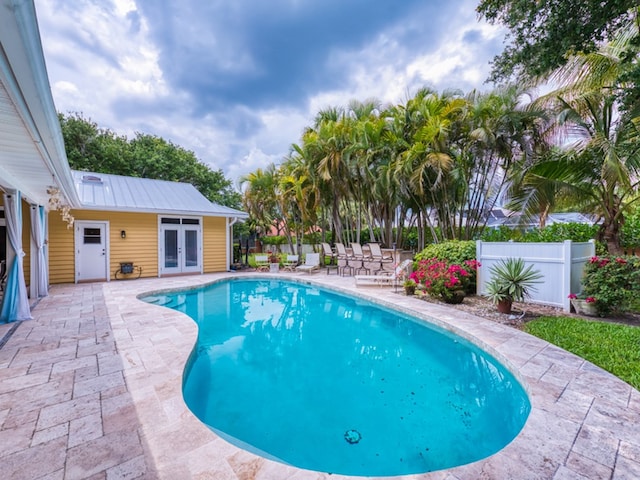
141,279,530,476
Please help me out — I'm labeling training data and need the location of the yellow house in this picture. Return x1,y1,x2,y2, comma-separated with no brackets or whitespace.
49,171,247,284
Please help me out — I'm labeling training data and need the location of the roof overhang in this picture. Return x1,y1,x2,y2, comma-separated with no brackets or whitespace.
0,0,79,208
74,205,249,219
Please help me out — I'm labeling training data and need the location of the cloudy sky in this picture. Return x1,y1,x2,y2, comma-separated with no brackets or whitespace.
36,0,505,187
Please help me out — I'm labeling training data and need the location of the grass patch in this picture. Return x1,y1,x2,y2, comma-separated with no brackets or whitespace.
524,316,640,390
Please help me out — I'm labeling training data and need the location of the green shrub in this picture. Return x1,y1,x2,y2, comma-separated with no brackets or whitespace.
404,228,420,250
480,226,515,242
523,222,598,243
302,232,323,245
621,209,640,249
481,222,607,253
481,222,599,243
582,255,640,316
415,240,476,265
261,235,287,248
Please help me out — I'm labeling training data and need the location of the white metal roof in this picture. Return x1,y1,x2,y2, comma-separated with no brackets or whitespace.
72,170,248,218
0,0,79,207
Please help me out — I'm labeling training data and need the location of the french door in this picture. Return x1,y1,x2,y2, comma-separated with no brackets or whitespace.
159,217,202,275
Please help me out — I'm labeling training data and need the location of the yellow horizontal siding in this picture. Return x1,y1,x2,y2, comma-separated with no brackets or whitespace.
105,212,158,280
49,210,159,283
49,210,229,283
48,211,75,284
204,217,227,272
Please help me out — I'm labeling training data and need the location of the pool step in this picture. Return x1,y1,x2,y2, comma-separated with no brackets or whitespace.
144,295,175,307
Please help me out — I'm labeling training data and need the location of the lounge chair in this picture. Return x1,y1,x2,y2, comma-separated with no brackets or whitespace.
254,254,270,272
350,243,371,275
321,242,336,265
334,243,353,276
355,259,413,287
296,253,321,274
368,243,394,274
282,254,299,271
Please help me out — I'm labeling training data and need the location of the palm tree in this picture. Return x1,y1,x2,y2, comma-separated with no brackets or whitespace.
388,89,465,245
240,165,279,246
518,20,640,252
464,85,551,232
277,156,319,253
506,148,572,228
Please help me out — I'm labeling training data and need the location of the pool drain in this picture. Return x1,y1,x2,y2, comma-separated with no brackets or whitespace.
344,429,362,444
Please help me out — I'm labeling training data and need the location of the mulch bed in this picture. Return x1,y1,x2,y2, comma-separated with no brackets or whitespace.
413,292,640,329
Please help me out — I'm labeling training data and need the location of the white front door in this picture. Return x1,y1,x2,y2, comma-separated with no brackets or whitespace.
159,217,202,275
75,221,109,282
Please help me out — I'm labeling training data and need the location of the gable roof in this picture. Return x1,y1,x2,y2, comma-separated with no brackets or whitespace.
72,170,247,218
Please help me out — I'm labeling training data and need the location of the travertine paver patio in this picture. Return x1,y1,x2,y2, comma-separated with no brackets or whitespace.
0,272,639,479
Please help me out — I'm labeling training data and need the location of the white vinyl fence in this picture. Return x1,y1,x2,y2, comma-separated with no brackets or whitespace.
476,240,596,312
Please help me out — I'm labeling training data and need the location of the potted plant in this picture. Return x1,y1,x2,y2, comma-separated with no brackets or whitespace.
268,251,281,272
567,293,598,316
403,278,417,296
485,258,543,314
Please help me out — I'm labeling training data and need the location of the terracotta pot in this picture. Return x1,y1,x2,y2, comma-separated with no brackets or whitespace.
404,286,416,296
497,299,513,314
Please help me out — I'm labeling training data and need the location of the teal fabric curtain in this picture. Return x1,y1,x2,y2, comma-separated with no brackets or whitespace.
0,192,32,323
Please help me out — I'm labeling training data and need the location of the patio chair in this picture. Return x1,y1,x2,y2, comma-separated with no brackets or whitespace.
350,243,371,275
368,243,394,274
335,243,354,276
355,259,413,287
321,242,337,265
296,253,321,274
282,254,299,271
254,254,270,272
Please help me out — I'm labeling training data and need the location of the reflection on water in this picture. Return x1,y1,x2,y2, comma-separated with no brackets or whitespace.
146,279,530,476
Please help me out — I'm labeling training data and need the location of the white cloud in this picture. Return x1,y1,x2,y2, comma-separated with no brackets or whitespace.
40,0,167,126
37,0,507,187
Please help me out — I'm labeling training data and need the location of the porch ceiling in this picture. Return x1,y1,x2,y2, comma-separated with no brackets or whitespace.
0,82,58,206
0,0,78,208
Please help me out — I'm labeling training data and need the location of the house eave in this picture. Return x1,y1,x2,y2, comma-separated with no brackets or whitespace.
74,205,249,219
0,0,79,207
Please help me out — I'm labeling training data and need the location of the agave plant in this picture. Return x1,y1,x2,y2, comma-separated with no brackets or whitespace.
485,258,543,312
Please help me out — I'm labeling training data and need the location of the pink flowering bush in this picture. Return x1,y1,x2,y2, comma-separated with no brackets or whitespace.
463,259,481,294
410,257,472,303
581,255,640,316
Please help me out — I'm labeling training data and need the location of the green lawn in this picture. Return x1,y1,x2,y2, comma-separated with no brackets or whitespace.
524,316,640,390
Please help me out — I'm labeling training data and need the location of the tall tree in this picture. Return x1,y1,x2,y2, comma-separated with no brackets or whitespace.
240,166,279,240
59,112,241,208
477,0,638,83
503,25,639,253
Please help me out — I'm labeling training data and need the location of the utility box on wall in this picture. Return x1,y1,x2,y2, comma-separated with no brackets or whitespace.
120,262,134,274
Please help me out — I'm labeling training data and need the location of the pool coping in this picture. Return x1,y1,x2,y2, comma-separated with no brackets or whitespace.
1,272,639,479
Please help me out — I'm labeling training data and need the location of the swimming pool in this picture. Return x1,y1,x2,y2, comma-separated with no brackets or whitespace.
142,278,530,476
